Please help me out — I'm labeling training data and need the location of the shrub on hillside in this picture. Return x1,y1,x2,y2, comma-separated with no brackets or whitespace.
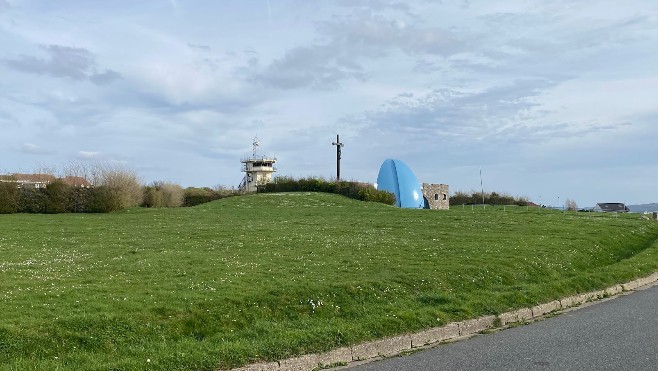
142,185,164,208
89,186,123,213
261,177,395,206
183,187,226,207
449,190,528,206
143,181,185,208
44,180,71,214
160,182,184,207
101,169,143,209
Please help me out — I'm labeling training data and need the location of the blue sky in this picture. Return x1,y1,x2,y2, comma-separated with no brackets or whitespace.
1,0,657,207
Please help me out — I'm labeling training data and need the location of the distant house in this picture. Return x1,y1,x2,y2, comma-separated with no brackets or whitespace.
0,173,91,189
61,176,92,188
593,203,630,213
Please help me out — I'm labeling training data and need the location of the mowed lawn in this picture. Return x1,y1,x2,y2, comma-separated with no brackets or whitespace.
2,193,658,370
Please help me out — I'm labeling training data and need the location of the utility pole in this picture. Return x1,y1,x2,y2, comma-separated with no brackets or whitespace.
332,134,344,181
480,168,484,205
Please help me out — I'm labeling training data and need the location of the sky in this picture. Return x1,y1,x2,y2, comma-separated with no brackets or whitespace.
1,0,657,207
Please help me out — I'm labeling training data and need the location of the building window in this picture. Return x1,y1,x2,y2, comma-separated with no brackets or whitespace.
443,193,447,200
434,193,439,201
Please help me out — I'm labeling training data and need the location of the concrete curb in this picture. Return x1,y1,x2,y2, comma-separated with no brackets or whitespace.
226,272,658,371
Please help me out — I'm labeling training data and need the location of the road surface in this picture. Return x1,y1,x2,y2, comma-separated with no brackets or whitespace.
348,285,658,371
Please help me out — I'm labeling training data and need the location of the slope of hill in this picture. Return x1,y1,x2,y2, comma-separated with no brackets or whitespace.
2,192,658,370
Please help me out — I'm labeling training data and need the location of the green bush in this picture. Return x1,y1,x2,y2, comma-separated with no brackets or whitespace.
143,186,164,208
261,177,395,206
0,182,19,214
18,187,46,213
183,187,227,207
160,182,184,207
143,182,185,208
450,190,529,206
44,180,71,214
67,187,94,213
89,186,123,213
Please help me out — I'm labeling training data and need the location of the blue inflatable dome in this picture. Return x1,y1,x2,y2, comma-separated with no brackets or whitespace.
376,159,424,209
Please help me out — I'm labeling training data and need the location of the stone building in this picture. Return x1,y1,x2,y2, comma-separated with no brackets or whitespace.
422,183,449,210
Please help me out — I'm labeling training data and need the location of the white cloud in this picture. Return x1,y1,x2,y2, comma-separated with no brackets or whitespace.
1,1,657,206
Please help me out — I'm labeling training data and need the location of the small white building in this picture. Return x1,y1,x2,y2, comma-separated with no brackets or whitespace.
238,137,277,193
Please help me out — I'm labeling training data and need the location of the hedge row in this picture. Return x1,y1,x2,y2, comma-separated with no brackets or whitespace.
260,177,396,205
0,181,132,214
182,187,236,207
0,179,392,214
450,190,529,206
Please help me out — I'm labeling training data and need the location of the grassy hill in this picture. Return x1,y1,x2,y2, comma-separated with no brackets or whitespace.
2,193,658,370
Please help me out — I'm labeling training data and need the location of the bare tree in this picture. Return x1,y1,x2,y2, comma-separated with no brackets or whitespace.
63,160,89,180
66,161,143,210
565,198,578,211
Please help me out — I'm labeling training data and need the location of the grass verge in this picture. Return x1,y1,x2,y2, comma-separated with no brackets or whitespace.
1,193,658,370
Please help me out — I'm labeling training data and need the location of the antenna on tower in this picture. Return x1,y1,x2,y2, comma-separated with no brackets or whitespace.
252,135,260,157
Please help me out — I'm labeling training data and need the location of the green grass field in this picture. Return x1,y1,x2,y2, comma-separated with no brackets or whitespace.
2,193,658,370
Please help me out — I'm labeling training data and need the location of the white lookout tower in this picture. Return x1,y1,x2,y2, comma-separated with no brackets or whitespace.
238,136,277,193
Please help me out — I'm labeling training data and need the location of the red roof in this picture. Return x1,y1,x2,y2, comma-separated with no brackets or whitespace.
61,176,92,187
0,173,91,187
11,173,56,183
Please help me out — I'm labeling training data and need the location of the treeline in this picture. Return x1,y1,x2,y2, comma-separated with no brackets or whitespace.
0,164,143,214
450,190,529,206
261,176,396,205
0,165,395,214
0,181,236,214
0,162,238,214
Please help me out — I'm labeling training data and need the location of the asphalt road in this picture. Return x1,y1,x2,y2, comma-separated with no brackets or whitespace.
348,285,658,371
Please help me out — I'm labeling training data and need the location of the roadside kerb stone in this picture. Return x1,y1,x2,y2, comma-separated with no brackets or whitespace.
457,315,496,336
278,354,319,371
411,323,459,347
647,273,658,285
605,285,623,297
498,308,532,326
531,300,561,318
621,274,658,291
564,293,591,308
498,311,517,326
635,276,652,288
591,289,607,300
231,361,279,371
634,273,658,288
622,280,641,291
516,308,533,321
351,335,411,361
559,295,577,309
316,347,352,368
